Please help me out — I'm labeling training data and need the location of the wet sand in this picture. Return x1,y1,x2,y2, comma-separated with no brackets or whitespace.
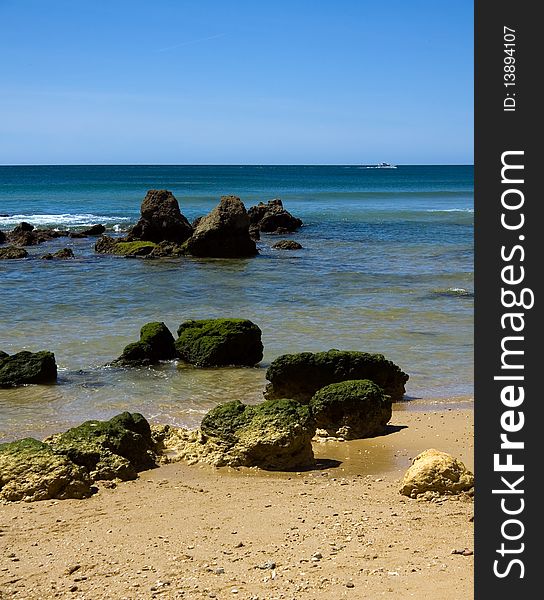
0,407,474,599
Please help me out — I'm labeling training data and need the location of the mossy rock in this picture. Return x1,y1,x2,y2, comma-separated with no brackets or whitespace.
189,398,316,470
114,241,157,256
47,412,157,482
0,350,58,387
0,246,28,259
265,349,408,403
113,322,177,366
0,438,92,502
310,379,392,439
175,319,263,367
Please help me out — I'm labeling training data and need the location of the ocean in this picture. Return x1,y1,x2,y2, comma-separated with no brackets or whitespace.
0,165,473,441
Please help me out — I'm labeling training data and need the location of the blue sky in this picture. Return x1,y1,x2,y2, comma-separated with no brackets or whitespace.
0,1,473,165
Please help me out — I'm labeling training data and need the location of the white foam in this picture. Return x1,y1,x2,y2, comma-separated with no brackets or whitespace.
424,208,474,213
0,213,132,228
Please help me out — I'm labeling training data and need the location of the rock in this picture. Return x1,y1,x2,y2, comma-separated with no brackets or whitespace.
68,232,87,239
157,399,316,470
41,248,74,260
265,350,409,403
175,318,263,367
81,224,106,236
310,380,392,439
0,230,6,244
146,241,186,258
0,438,92,502
94,235,120,254
399,449,474,498
0,246,28,259
7,223,64,246
248,199,302,233
0,351,58,387
184,196,257,258
249,224,260,241
47,412,157,482
127,190,193,244
272,240,303,250
113,322,177,366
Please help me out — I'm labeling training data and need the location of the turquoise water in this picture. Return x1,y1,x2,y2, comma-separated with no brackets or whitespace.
0,165,473,441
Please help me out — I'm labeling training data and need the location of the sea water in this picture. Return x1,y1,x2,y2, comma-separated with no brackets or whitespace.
0,165,473,441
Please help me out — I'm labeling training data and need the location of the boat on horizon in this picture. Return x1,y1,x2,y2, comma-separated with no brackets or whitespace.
362,162,398,169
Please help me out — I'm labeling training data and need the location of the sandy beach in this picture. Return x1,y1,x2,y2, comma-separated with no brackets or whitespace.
0,407,473,600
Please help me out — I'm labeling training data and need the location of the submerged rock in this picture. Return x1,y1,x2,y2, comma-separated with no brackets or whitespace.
47,412,157,482
0,438,92,502
0,351,57,387
248,199,303,233
399,449,474,499
175,318,263,367
310,380,391,439
41,248,74,260
127,190,193,244
156,399,316,470
265,349,409,403
272,240,303,250
113,322,177,366
0,246,28,259
184,196,257,258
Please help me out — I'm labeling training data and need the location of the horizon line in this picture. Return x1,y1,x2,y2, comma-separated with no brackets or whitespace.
0,163,475,167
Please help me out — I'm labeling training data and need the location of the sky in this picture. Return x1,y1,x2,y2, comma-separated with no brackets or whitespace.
0,0,473,165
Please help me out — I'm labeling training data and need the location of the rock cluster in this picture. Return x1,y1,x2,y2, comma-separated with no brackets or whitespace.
248,199,303,234
0,412,157,502
0,350,57,387
399,449,474,499
265,349,409,403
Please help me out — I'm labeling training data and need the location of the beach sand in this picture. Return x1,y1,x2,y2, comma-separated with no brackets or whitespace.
0,407,473,600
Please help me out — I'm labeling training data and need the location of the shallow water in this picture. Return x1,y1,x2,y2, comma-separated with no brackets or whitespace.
0,165,473,441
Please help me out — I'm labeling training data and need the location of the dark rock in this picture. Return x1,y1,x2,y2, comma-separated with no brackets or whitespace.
272,240,303,250
0,230,6,244
41,248,74,260
175,318,263,367
197,398,316,470
68,232,87,239
248,199,302,233
0,351,58,387
192,216,204,228
127,190,193,244
14,222,34,232
81,224,106,236
184,196,257,258
7,223,64,246
249,224,260,241
0,438,92,502
47,412,157,481
113,322,177,366
0,246,28,259
265,349,409,403
95,235,122,254
310,380,392,439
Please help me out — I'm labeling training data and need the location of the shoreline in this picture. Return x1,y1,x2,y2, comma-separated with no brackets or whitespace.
0,407,474,599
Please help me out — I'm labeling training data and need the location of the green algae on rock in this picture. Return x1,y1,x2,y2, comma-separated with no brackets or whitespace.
310,379,392,440
175,318,263,367
113,322,177,366
0,245,28,259
156,398,316,470
0,350,57,387
113,240,157,256
0,438,91,502
265,349,409,403
47,412,157,482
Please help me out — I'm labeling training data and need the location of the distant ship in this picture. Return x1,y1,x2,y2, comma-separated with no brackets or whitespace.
363,162,397,169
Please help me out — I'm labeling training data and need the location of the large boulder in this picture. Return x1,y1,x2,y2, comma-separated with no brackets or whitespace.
248,199,302,233
399,449,474,499
0,438,92,502
0,246,28,259
175,318,263,367
47,412,157,482
0,351,58,387
265,350,408,403
113,322,177,366
156,399,316,470
310,379,392,439
127,190,193,244
184,196,257,258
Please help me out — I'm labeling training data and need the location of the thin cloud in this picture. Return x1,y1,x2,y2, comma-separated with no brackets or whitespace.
157,33,226,53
